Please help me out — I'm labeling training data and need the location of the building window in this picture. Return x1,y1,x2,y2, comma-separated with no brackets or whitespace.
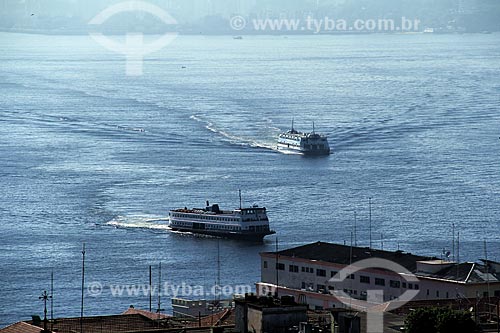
347,274,355,280
360,276,370,284
317,284,326,292
408,283,413,289
276,263,285,270
427,289,430,296
263,261,268,268
301,282,306,289
289,265,299,273
415,284,419,290
389,280,400,288
316,269,326,277
375,278,385,286
302,267,314,274
402,282,407,288
495,290,500,297
436,291,440,298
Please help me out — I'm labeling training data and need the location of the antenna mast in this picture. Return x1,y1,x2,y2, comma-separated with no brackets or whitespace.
239,189,242,209
452,223,455,262
80,243,85,333
369,197,372,249
216,240,221,304
275,237,279,298
157,262,162,315
39,290,52,333
353,211,357,247
50,271,54,324
149,265,152,312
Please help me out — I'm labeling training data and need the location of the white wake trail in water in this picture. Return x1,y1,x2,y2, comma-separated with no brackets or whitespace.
190,115,278,151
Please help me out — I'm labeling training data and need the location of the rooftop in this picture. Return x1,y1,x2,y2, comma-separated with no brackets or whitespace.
420,262,500,283
265,241,435,272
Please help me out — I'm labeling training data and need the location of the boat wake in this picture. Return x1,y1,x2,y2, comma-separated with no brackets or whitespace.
106,214,170,232
190,115,277,152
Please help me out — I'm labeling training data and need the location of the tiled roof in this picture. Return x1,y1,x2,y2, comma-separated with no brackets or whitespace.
0,321,45,333
267,241,434,272
121,308,170,320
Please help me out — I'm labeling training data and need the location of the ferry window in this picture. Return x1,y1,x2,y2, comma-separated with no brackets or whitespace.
389,280,400,288
408,283,413,289
276,263,285,270
289,265,299,273
360,276,370,284
375,278,385,286
346,274,355,280
415,284,419,290
316,269,326,277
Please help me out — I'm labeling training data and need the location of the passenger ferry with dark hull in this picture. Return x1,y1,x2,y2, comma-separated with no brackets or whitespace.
169,201,275,241
277,121,331,156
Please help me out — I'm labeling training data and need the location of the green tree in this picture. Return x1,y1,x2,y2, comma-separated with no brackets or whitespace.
405,307,480,333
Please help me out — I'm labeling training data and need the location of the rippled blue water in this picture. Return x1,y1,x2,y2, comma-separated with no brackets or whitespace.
0,32,499,326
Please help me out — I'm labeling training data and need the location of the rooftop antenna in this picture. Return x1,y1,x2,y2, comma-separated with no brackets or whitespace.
50,271,54,329
39,290,52,333
291,118,295,132
312,121,315,134
80,243,86,333
456,231,460,281
157,262,164,317
353,211,357,247
369,197,373,249
149,265,152,312
452,223,455,262
380,233,384,250
484,240,491,317
275,237,279,298
239,189,242,210
216,240,221,305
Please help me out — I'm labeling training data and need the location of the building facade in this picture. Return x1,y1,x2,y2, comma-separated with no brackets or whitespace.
257,242,500,310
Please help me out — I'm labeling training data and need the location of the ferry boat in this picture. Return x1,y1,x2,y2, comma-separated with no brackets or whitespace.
168,199,275,241
277,121,331,155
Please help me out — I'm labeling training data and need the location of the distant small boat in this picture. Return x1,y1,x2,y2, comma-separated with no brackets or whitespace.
233,36,243,40
423,28,434,34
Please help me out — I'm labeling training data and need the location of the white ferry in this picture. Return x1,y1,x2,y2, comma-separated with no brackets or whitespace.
169,200,275,241
277,121,331,155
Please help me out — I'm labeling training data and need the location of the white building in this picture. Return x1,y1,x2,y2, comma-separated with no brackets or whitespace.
257,242,500,310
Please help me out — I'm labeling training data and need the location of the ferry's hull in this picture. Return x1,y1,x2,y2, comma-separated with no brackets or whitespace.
277,143,330,156
170,227,275,241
